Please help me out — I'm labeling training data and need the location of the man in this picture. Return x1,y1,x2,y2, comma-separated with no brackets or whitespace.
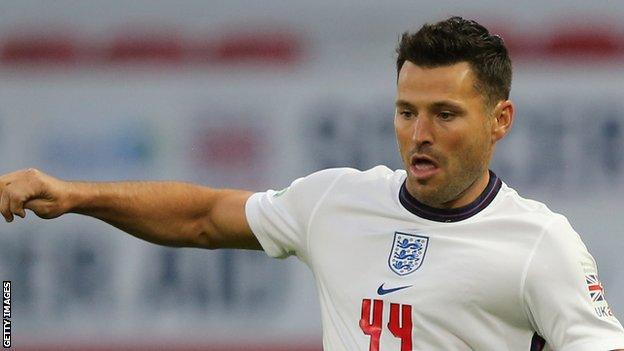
1,16,623,350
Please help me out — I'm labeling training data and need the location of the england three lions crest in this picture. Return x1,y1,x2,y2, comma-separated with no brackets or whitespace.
388,232,429,276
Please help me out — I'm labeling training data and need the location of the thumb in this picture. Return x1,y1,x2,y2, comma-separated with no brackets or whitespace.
23,198,62,219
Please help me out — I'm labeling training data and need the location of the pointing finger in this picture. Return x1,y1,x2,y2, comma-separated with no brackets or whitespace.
0,190,14,222
9,192,26,218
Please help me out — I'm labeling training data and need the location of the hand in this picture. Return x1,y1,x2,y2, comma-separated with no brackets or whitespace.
0,168,69,222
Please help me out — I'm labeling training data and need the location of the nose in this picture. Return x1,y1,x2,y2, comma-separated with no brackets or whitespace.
412,115,434,146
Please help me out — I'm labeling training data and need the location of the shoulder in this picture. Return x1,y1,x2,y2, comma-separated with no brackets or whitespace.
298,165,401,187
495,182,584,249
272,166,400,202
287,165,405,206
334,165,404,184
324,165,405,195
493,182,566,225
286,167,358,191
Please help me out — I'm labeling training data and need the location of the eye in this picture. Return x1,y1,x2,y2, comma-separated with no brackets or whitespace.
399,110,414,119
438,111,454,121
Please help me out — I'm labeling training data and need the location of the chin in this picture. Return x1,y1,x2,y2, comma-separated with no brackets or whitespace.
408,177,454,206
408,172,441,187
408,181,436,200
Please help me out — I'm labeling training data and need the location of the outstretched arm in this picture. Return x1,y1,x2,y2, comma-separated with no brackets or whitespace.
0,168,260,250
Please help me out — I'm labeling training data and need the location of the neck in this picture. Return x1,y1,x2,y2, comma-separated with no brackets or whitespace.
399,170,502,223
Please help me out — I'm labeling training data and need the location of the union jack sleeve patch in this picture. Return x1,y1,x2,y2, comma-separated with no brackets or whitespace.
586,274,605,302
585,274,614,318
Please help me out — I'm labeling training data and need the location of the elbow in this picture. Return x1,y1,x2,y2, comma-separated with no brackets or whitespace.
196,231,220,250
192,219,222,250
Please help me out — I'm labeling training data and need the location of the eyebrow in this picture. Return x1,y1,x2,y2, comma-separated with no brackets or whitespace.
395,99,417,110
395,99,466,112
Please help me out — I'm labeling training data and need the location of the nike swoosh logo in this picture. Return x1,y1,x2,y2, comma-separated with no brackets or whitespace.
377,283,412,295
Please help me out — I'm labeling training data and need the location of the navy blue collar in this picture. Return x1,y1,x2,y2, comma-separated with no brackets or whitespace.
399,170,502,223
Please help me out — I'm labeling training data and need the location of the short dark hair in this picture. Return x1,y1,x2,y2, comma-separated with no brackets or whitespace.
396,16,512,109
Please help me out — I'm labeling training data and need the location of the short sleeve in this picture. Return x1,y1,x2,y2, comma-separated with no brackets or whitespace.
523,215,624,351
245,168,355,261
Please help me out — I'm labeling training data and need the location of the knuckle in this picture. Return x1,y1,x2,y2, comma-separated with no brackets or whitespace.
24,168,40,177
5,189,18,202
37,206,54,219
13,196,25,209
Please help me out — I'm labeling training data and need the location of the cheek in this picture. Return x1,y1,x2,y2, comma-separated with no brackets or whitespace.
441,128,480,165
454,129,490,164
438,128,463,152
394,123,411,152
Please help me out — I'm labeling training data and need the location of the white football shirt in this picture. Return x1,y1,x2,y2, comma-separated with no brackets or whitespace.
245,166,624,351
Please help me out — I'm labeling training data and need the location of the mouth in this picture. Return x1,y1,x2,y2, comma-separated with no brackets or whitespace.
409,154,440,180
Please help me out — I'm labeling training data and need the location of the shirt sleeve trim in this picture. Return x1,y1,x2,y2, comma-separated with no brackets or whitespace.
245,192,289,258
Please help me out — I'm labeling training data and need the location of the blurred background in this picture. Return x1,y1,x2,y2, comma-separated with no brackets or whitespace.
0,0,623,350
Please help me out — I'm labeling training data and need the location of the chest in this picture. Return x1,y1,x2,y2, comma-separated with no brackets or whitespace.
306,209,538,318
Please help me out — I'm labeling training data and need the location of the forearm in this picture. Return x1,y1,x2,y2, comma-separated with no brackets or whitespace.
1,168,258,249
67,181,231,248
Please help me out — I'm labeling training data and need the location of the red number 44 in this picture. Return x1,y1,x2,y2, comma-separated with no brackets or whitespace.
359,299,412,351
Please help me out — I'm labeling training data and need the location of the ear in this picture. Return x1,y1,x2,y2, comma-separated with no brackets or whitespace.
491,100,514,142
